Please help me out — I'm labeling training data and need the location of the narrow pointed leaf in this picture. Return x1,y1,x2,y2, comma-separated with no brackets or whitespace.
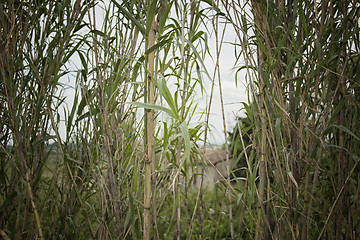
127,102,176,119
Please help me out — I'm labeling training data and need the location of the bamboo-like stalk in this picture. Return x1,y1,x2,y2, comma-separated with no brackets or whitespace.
3,48,44,239
213,11,234,238
1,0,87,238
173,6,187,238
232,0,358,238
15,134,44,240
87,4,125,237
198,64,216,240
334,3,349,239
144,3,157,239
1,2,45,236
255,94,268,240
253,8,267,239
286,1,300,235
174,2,198,238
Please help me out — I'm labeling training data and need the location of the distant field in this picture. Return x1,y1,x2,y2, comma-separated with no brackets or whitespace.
42,151,60,179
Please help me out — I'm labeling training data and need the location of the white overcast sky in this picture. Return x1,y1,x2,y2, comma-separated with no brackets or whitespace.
195,23,248,145
60,2,249,145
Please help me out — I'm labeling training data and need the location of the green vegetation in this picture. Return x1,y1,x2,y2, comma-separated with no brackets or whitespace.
1,0,359,239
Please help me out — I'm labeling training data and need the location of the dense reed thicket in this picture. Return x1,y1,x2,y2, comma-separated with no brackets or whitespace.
224,0,360,239
0,0,359,239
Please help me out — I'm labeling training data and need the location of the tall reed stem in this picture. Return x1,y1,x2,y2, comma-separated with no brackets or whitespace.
144,2,157,239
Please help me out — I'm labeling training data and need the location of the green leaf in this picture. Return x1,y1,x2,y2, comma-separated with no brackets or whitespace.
76,107,99,122
185,38,212,80
90,29,105,37
132,38,171,81
144,38,172,61
132,61,143,83
77,89,93,116
275,117,282,154
236,192,243,207
145,0,157,36
34,135,57,149
328,124,359,141
0,191,16,213
157,77,180,120
78,50,88,74
158,1,172,34
328,98,346,124
67,90,79,135
179,121,190,162
127,102,176,119
241,102,253,122
133,165,138,193
190,31,205,43
62,40,82,65
124,199,133,228
162,122,169,150
200,0,222,13
111,0,146,35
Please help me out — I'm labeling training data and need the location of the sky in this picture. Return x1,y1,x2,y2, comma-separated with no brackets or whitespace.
59,2,249,146
196,29,248,145
183,6,249,145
